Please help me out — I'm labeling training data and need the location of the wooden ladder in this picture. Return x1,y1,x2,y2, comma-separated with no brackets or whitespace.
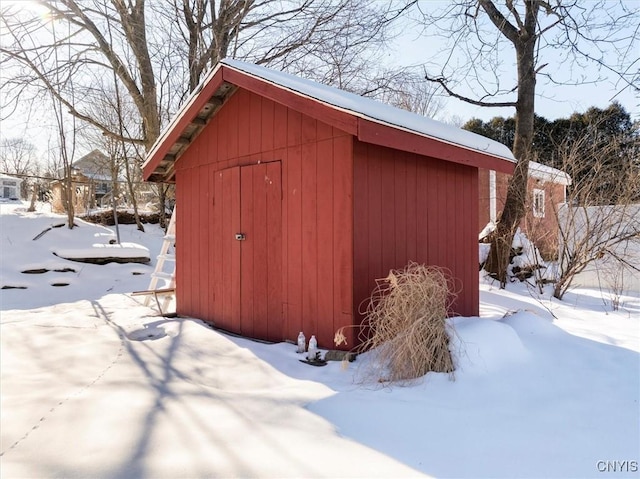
134,207,176,315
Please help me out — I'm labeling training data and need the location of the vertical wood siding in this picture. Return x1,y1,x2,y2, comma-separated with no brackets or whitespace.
213,166,241,331
174,88,354,349
239,161,283,341
353,140,479,322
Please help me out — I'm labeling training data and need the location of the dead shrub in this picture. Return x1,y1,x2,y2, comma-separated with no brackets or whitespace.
335,262,457,384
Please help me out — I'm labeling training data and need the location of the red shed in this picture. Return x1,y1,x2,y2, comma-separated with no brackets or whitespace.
143,59,516,349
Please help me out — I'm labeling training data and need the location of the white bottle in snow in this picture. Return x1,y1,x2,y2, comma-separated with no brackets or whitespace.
297,332,306,353
307,335,318,361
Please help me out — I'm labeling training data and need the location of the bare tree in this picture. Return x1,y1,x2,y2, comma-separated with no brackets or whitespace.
0,138,36,177
1,0,403,145
51,94,77,228
0,139,47,212
1,0,404,224
371,69,445,119
103,141,124,242
410,0,639,286
548,121,639,300
0,137,38,201
26,163,44,212
45,12,80,229
121,146,147,231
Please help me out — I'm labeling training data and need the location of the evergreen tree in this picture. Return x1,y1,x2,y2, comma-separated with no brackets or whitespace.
463,102,639,205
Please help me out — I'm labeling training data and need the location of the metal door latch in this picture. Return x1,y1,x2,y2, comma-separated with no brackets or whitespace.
235,233,246,241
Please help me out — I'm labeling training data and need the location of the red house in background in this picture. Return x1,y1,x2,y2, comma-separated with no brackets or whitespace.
479,162,571,259
143,59,516,349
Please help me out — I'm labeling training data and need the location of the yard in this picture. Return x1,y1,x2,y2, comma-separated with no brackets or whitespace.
1,201,638,478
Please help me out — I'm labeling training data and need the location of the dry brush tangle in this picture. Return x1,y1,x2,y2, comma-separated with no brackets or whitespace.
335,262,458,384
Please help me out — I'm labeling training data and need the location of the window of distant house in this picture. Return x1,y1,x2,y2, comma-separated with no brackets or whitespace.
533,189,545,218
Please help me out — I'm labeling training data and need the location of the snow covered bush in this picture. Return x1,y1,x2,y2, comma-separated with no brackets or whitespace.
480,225,548,289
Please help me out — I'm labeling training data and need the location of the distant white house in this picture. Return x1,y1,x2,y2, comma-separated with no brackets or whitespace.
0,174,22,200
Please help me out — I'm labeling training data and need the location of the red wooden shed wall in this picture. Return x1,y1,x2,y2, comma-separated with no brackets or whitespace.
353,140,480,319
174,87,354,348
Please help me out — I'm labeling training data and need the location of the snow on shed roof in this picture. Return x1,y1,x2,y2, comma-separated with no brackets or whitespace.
222,59,515,162
143,59,516,182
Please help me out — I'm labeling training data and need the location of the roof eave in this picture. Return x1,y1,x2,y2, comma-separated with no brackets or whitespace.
144,60,516,181
357,118,516,174
222,61,515,172
528,162,571,185
142,65,235,182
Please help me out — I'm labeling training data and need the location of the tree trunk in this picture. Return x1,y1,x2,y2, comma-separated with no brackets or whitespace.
123,155,145,232
126,2,160,150
130,188,145,232
27,183,38,212
63,172,75,229
484,155,531,285
484,2,538,287
157,184,168,230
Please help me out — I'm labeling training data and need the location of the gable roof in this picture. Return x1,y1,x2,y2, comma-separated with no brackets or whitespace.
72,150,112,181
0,173,22,182
143,59,516,182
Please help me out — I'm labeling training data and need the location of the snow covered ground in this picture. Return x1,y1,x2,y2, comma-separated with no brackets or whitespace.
1,201,638,478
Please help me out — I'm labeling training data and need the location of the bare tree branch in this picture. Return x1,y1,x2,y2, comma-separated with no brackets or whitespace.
425,73,517,108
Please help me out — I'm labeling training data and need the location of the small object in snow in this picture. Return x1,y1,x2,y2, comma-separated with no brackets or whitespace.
324,350,356,362
32,227,53,241
307,335,318,360
32,222,73,240
299,358,327,367
53,268,76,273
21,268,49,274
127,327,167,341
296,331,306,353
